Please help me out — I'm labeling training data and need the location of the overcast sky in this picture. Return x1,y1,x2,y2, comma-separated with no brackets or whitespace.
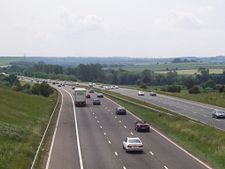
0,0,225,57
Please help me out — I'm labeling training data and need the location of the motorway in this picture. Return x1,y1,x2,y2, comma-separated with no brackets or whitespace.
109,87,225,131
45,84,212,169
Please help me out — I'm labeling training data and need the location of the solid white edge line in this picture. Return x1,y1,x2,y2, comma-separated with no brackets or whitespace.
64,89,84,169
104,95,213,169
45,90,63,169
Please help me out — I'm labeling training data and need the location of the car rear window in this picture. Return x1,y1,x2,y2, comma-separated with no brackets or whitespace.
129,139,141,143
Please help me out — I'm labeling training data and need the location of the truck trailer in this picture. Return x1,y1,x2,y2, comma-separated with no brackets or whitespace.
74,88,86,106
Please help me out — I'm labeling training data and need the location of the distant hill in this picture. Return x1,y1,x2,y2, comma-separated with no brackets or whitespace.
1,56,225,67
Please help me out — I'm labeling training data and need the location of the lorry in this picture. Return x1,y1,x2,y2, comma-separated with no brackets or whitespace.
74,88,86,106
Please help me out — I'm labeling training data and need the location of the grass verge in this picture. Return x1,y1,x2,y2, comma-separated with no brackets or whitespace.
34,91,61,169
99,89,225,169
0,87,58,169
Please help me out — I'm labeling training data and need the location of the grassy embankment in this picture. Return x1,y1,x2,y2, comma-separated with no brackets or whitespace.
98,89,225,169
0,87,58,169
123,85,225,108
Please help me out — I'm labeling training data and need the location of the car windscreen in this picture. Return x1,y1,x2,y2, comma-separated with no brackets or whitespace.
217,111,225,115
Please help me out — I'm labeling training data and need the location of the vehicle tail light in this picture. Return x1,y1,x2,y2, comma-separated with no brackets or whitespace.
128,145,132,148
139,145,143,148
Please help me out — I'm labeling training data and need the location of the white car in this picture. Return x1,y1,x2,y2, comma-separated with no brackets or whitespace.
123,137,143,152
104,86,110,90
138,91,145,96
114,85,119,89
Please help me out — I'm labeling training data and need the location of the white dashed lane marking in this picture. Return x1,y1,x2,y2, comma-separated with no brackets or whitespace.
164,166,169,169
149,151,154,156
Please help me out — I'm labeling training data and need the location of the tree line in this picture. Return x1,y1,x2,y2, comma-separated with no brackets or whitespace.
2,62,225,93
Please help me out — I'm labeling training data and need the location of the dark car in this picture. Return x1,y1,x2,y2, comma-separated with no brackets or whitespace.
97,93,104,98
149,92,157,96
116,107,127,115
212,109,225,119
93,99,101,105
72,86,75,90
89,89,94,93
86,94,91,98
135,121,150,132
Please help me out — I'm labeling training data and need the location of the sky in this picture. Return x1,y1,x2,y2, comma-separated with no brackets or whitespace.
0,0,225,57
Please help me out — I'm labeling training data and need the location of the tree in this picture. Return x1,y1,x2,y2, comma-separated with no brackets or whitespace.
204,79,216,89
182,77,195,89
197,67,209,82
8,74,20,86
141,69,154,84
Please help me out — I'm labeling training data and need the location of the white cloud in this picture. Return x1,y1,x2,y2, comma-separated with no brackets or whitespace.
0,0,225,56
155,9,204,32
59,8,103,39
170,10,203,30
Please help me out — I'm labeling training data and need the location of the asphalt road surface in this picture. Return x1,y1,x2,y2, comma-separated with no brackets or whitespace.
109,87,225,131
45,84,212,169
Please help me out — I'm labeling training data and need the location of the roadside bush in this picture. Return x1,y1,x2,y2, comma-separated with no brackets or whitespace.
189,86,200,94
160,87,167,92
11,84,22,91
166,85,181,93
140,84,147,89
216,85,225,93
31,82,54,97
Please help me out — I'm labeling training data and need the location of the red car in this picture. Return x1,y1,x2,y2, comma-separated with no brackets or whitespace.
135,121,150,132
86,94,91,98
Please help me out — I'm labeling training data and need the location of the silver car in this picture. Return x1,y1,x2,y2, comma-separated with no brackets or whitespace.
123,137,143,152
212,109,225,119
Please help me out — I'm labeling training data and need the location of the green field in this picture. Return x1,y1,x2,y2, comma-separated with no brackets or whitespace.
156,68,224,75
0,57,23,66
0,87,58,169
100,90,225,169
116,63,225,72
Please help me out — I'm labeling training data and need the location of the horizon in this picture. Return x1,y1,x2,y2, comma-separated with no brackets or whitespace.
0,55,225,59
